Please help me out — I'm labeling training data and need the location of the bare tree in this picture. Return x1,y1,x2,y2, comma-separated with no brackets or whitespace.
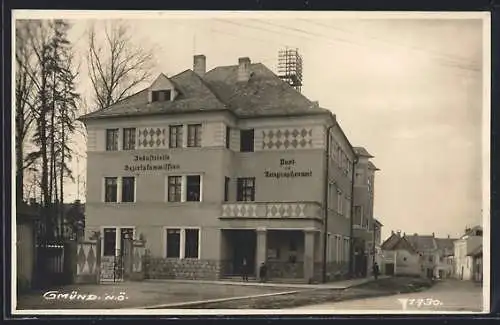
15,21,39,202
87,20,156,110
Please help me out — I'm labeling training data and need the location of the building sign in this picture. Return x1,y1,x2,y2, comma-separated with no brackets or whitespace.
124,154,180,172
264,158,312,179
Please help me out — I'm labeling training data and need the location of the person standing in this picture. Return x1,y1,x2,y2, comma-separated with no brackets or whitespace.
372,262,380,280
241,258,249,282
259,262,268,283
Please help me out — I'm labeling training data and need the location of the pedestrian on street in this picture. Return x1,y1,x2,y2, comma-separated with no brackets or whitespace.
241,258,249,282
259,262,268,283
372,262,380,280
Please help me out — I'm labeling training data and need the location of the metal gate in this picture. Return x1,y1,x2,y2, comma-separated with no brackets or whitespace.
100,250,124,283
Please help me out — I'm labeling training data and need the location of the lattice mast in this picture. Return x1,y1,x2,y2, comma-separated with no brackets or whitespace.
277,48,303,92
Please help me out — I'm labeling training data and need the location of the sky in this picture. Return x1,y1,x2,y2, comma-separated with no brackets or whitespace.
15,11,488,241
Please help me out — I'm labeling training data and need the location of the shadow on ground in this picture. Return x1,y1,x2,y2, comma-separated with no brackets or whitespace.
161,277,434,309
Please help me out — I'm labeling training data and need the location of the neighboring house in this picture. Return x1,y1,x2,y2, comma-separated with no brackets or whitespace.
434,237,456,279
79,53,373,282
405,233,438,279
380,231,458,278
454,226,483,281
380,231,422,277
16,202,41,292
352,148,379,278
468,245,483,283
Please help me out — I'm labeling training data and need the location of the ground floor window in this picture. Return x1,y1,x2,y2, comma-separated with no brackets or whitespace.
165,228,200,259
102,227,135,256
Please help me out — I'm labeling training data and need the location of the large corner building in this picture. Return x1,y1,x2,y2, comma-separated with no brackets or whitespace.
80,55,379,282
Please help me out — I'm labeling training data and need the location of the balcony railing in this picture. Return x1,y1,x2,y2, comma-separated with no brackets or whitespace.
221,201,322,220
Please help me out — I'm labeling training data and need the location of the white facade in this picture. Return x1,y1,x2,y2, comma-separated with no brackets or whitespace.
454,235,482,280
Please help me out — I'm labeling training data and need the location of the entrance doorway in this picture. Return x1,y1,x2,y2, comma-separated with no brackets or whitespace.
385,263,395,275
222,230,257,276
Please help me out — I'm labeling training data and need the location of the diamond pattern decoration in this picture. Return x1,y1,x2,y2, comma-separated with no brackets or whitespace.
77,242,98,276
260,128,315,151
137,127,167,149
87,245,96,273
222,203,312,219
77,244,86,274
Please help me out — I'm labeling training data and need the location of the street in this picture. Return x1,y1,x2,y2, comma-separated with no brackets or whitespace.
293,279,484,312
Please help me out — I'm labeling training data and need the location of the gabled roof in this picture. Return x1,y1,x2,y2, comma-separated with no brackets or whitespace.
203,63,329,117
380,232,402,250
353,147,374,158
79,62,331,121
405,235,437,251
80,70,227,120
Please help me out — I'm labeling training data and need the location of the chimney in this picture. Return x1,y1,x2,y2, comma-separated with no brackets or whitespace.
238,57,251,82
391,230,394,235
447,234,450,239
432,232,435,237
193,55,206,77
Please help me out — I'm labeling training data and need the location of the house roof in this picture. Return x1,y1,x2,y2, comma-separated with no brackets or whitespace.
353,147,374,158
435,238,456,251
380,232,402,250
467,244,482,257
79,62,331,121
405,235,437,251
367,161,380,171
462,225,483,238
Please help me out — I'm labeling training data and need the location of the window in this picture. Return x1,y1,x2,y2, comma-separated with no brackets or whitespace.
344,238,349,262
106,129,119,151
337,189,343,215
166,229,181,258
237,177,255,201
121,177,135,202
152,90,171,102
186,175,201,202
184,229,200,258
168,176,182,202
224,177,230,202
345,196,351,219
165,228,200,259
187,124,202,147
104,177,118,202
240,129,254,152
103,228,117,256
354,206,362,226
225,126,231,149
122,128,136,150
336,235,341,262
169,125,183,148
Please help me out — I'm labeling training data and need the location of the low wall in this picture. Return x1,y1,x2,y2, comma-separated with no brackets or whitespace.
267,261,304,279
146,257,221,280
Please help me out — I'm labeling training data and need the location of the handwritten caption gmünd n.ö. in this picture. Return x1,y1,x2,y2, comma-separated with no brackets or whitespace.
43,291,129,302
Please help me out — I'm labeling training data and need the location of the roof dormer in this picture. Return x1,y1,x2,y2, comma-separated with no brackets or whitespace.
148,73,178,103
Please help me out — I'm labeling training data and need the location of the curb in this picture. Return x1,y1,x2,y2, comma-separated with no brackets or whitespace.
134,290,302,309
